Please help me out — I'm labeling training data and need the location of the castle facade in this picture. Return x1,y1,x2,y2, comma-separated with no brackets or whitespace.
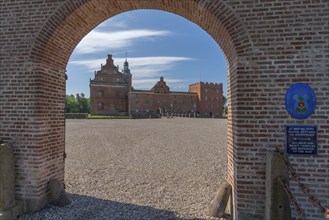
90,55,223,117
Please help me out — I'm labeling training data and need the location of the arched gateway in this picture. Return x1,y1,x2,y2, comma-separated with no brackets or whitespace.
0,1,328,219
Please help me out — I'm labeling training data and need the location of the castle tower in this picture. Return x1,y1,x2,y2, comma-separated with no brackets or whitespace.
123,59,131,75
89,54,131,116
189,82,223,117
122,53,132,91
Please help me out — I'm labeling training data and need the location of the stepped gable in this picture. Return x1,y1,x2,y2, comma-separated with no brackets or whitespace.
151,76,170,94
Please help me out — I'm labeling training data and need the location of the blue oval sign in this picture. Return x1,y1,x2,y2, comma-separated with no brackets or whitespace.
285,83,316,119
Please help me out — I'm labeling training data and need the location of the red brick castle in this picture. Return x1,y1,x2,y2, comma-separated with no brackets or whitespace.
90,55,223,117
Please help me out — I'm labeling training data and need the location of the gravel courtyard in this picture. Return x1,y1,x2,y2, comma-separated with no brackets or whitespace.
19,118,228,220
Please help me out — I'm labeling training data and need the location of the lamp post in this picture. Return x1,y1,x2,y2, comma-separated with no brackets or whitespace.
170,103,173,117
128,93,132,119
194,104,196,118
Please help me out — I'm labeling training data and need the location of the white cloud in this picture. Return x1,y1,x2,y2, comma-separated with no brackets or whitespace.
75,29,171,54
69,56,195,77
69,56,195,90
96,19,129,29
116,57,195,78
69,59,104,70
114,57,193,67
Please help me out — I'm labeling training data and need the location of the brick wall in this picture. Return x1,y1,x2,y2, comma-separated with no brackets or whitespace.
189,82,223,117
89,55,130,115
129,91,198,116
0,0,328,219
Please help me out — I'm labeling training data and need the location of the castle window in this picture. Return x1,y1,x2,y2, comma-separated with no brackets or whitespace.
97,102,103,110
205,96,208,101
98,90,103,97
216,89,219,94
205,88,208,93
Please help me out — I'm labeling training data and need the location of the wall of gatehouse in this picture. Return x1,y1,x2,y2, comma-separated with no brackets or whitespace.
0,1,328,219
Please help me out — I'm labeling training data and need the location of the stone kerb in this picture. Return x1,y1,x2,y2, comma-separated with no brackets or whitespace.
0,142,25,220
65,113,88,119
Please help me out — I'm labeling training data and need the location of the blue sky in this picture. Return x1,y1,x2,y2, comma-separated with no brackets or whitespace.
67,10,227,97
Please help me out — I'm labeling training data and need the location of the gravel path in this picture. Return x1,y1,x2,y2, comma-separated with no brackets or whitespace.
18,118,228,220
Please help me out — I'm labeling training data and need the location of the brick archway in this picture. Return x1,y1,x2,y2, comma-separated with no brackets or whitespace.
27,0,252,215
1,1,328,219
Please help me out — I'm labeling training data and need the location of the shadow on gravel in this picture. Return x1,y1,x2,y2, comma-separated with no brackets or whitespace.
17,193,206,220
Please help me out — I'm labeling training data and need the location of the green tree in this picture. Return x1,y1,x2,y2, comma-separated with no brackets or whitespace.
76,93,90,113
65,93,90,113
223,96,228,116
65,94,77,113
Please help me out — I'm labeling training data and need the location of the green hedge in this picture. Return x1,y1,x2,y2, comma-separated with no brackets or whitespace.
88,115,130,119
66,113,88,119
87,115,161,119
